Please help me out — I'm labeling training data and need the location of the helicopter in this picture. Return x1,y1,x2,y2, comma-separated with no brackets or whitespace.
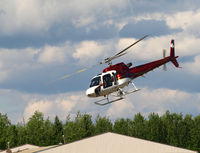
61,35,180,105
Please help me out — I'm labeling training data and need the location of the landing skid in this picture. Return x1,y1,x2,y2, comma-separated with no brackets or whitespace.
94,97,123,106
112,81,140,97
124,88,140,95
94,81,140,106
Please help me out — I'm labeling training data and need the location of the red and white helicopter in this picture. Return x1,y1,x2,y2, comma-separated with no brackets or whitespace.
62,35,180,105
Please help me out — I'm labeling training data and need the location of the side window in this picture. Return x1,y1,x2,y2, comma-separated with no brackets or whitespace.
103,74,112,88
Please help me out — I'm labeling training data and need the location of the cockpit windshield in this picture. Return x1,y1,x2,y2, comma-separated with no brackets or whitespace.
90,76,101,87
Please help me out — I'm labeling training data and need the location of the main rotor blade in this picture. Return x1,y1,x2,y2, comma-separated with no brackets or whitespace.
115,35,148,57
60,68,87,80
102,35,148,64
46,68,88,85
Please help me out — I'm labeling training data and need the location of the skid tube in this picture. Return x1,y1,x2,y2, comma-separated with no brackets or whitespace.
94,96,123,106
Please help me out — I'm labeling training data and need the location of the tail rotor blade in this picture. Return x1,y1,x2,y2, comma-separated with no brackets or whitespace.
163,49,166,58
163,64,167,71
163,49,167,71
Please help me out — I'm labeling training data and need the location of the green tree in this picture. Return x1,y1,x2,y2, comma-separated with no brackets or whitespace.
190,114,200,152
64,112,95,142
63,115,75,143
113,118,130,135
0,113,11,150
95,115,112,134
146,113,165,143
53,116,63,144
26,111,45,146
16,124,27,146
42,118,54,146
178,114,194,149
6,125,18,148
161,111,183,147
130,113,147,139
80,114,95,138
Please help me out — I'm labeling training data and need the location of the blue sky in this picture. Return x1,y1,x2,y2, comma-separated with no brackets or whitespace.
0,0,200,123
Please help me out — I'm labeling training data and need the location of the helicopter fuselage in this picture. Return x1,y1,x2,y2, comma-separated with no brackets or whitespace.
86,51,179,98
86,39,179,99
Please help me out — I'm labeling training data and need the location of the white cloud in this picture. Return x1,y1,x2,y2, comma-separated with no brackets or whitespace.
124,87,199,116
73,40,114,65
0,0,129,35
116,36,173,62
116,33,200,65
166,9,200,35
107,100,135,119
102,87,199,119
113,9,200,63
183,55,200,75
0,0,48,35
23,100,53,121
38,44,69,65
0,41,76,83
22,91,94,122
1,86,199,123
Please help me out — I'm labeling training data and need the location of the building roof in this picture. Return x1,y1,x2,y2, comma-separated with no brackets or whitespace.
35,132,198,153
0,144,39,153
0,144,57,153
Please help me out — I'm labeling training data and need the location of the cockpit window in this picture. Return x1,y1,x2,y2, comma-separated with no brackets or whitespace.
90,77,100,87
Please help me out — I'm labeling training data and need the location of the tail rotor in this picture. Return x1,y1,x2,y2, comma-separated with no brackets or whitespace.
163,49,167,71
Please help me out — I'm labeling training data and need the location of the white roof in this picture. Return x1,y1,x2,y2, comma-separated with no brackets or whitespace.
38,132,197,153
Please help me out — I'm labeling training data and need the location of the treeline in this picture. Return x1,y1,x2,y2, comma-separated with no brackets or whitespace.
0,111,200,152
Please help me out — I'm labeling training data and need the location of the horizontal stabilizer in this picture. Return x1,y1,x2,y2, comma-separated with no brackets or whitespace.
171,58,179,67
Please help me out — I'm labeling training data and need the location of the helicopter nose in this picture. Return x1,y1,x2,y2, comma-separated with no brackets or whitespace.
86,87,96,97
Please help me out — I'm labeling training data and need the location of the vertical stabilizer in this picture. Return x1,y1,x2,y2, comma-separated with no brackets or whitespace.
170,40,175,57
170,40,180,68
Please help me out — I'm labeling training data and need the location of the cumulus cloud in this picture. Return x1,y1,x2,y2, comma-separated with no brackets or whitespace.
107,100,135,119
106,87,200,119
125,87,200,116
166,9,200,37
0,0,48,35
117,9,200,62
183,55,200,75
116,32,200,64
1,86,200,123
116,36,172,62
24,100,53,121
37,42,73,65
22,91,95,122
0,0,129,36
73,40,115,65
22,87,199,122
